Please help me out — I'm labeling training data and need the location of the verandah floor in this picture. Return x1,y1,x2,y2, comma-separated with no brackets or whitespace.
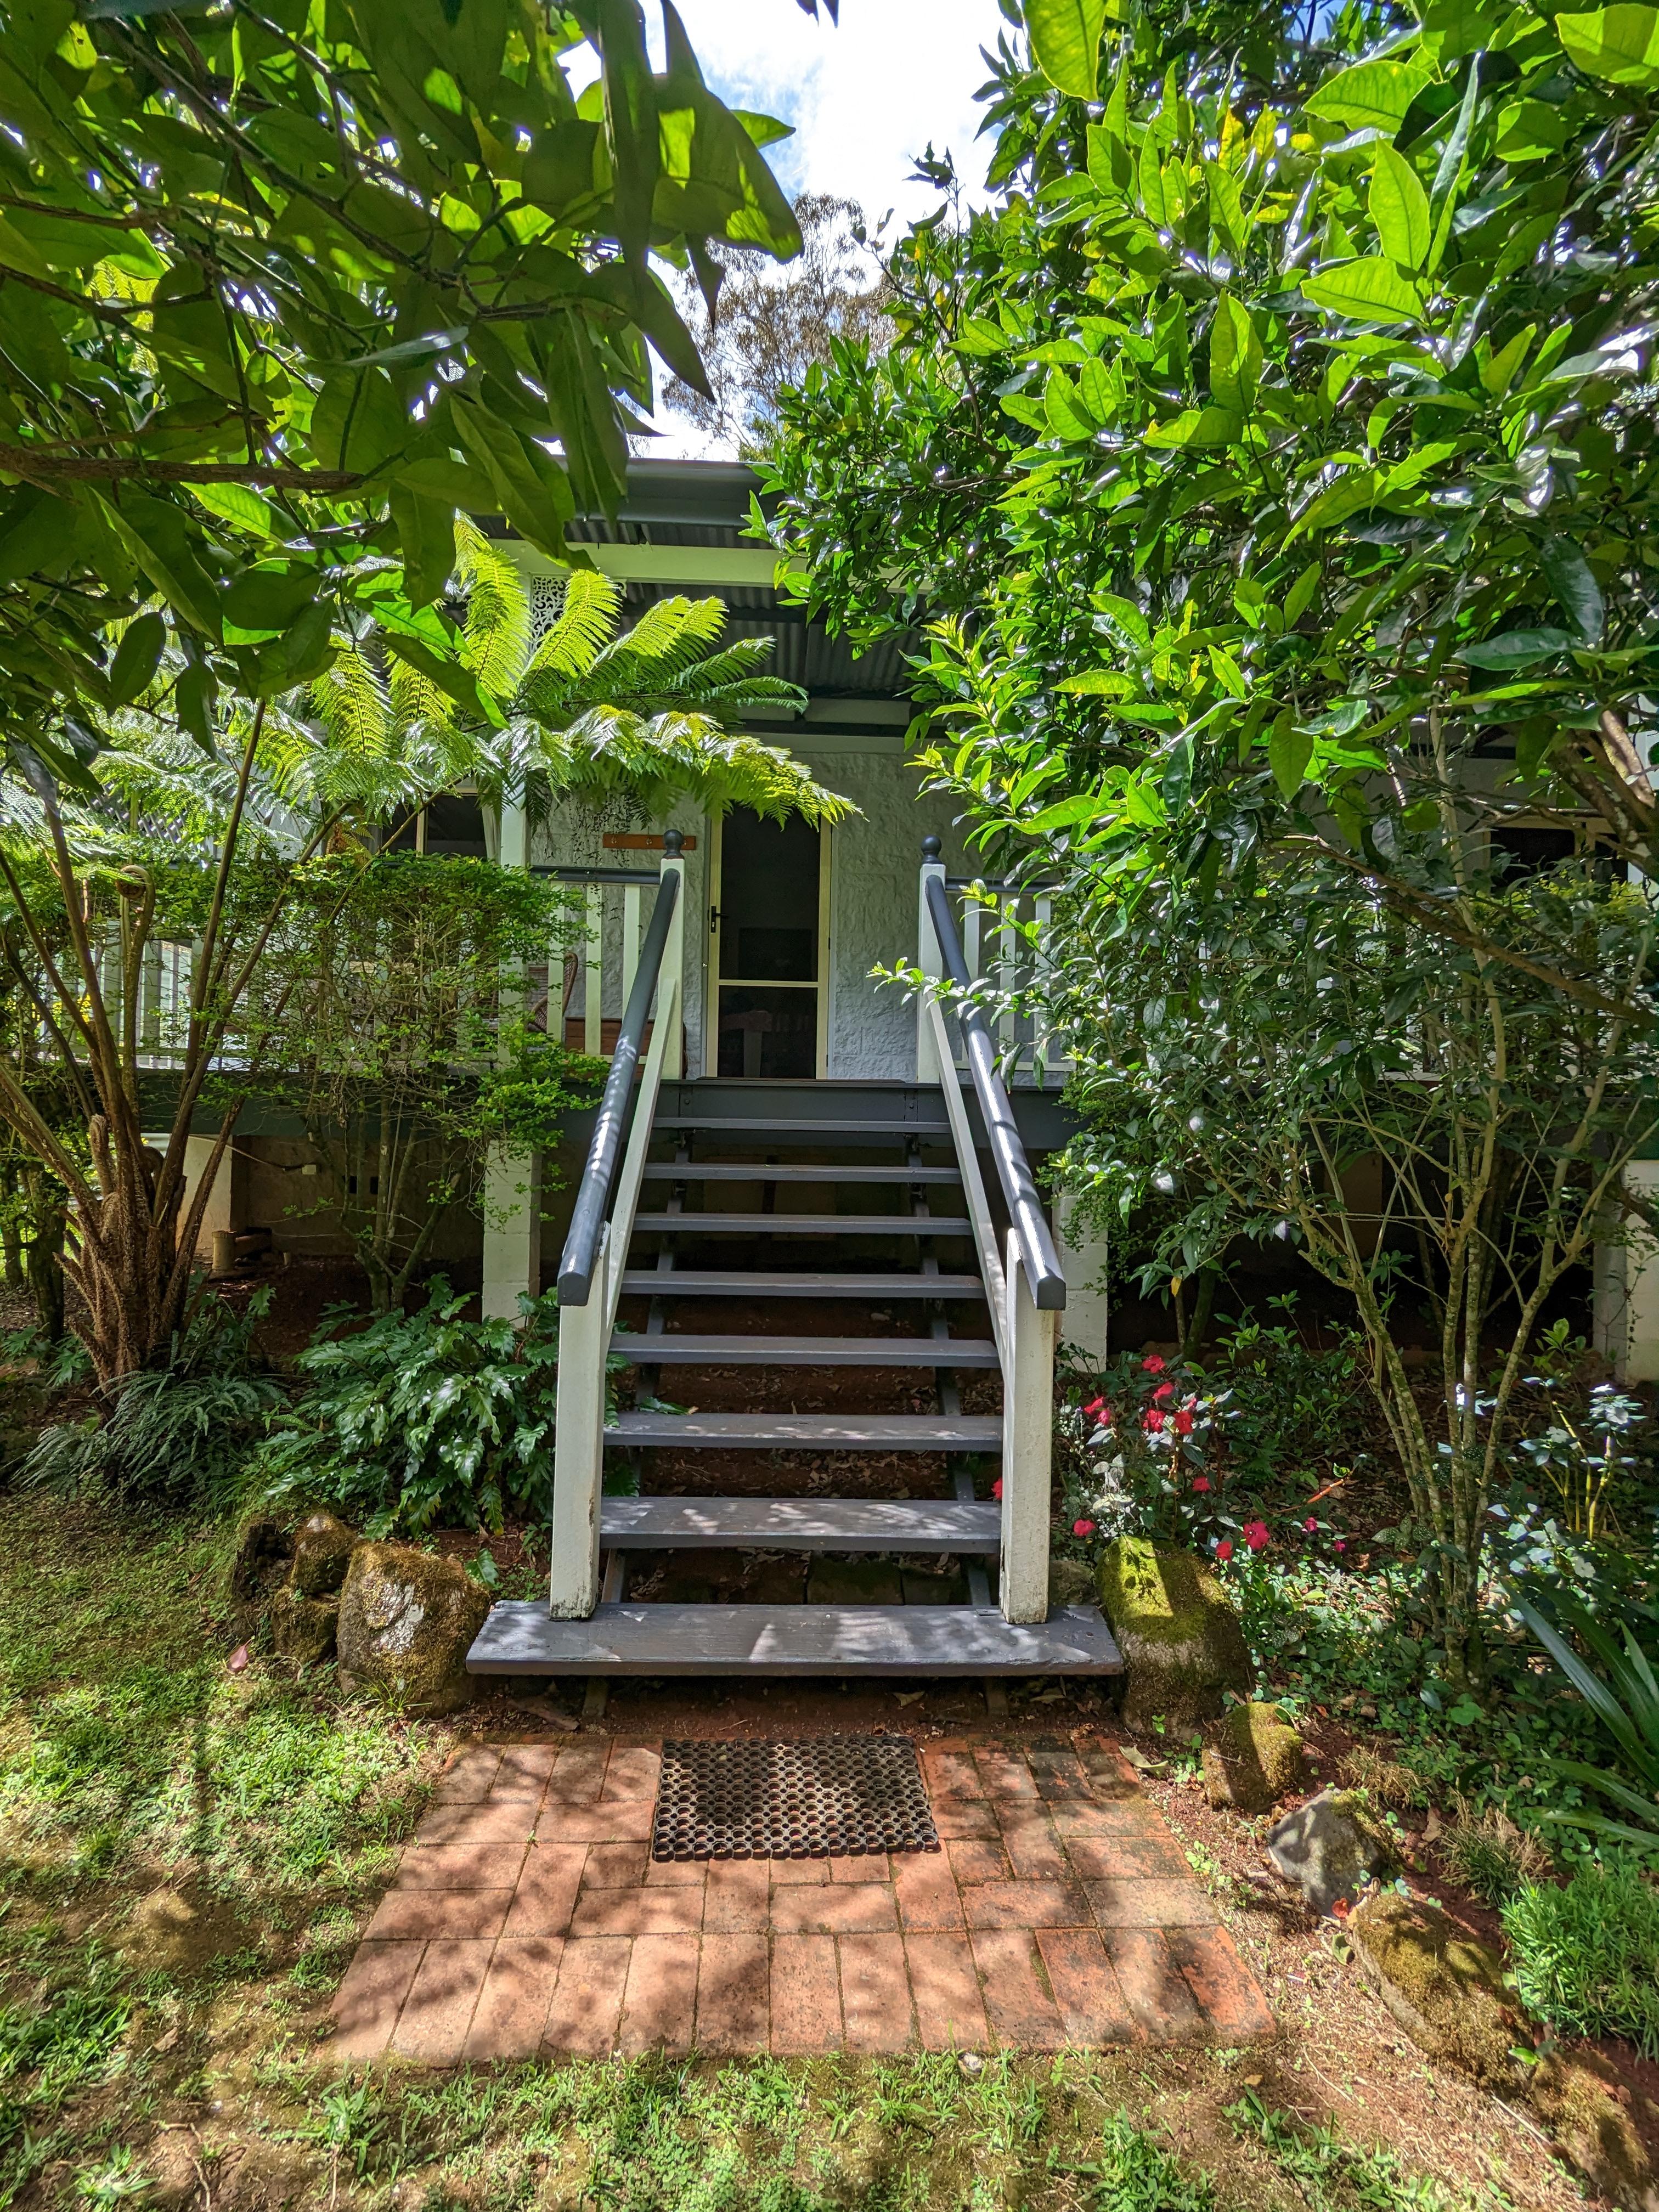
329,1735,1274,2063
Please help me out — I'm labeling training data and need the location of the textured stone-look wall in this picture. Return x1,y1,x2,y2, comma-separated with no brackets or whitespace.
808,745,971,1081
529,748,964,1083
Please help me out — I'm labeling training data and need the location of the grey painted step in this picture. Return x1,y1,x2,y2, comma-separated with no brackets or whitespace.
619,1271,986,1299
609,1333,1001,1367
607,1411,1002,1449
469,1601,1125,1677
631,1213,972,1235
598,1496,1001,1552
654,1118,951,1139
642,1164,963,1183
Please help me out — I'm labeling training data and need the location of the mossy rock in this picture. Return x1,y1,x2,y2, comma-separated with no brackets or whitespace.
290,1509,358,1597
1203,1700,1306,1814
1096,1538,1252,1733
1268,1787,1394,1915
1531,2049,1659,2212
1048,1557,1097,1608
272,1584,339,1666
336,1542,490,1717
1348,1892,1520,2086
227,1513,291,1607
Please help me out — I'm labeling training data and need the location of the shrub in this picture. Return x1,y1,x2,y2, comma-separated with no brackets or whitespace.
1440,1801,1551,1907
1504,1861,1659,2057
257,1280,590,1535
20,1292,283,1506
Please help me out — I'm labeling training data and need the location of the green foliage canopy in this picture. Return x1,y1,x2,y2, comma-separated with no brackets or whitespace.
0,0,800,779
765,0,1659,985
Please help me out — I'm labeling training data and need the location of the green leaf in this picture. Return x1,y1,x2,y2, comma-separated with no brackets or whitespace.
106,611,165,707
1268,712,1314,799
1027,791,1105,831
187,483,277,536
450,401,574,566
98,494,223,642
1369,144,1431,270
223,566,317,635
1305,55,1437,133
1284,561,1323,626
1026,0,1108,98
1044,369,1097,441
1058,670,1136,697
956,315,1008,358
1209,295,1262,415
1144,405,1244,449
1458,627,1577,668
174,661,217,754
1302,257,1424,323
1555,4,1659,81
1540,537,1605,644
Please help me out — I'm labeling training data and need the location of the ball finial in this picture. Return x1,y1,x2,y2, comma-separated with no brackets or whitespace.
662,827,685,856
921,834,943,861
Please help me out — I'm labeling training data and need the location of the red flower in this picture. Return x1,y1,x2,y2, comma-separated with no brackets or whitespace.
1214,1539,1234,1562
1081,1396,1105,1418
1073,1518,1097,1538
1143,1409,1165,1433
1243,1521,1270,1552
1333,1538,1347,1554
1173,1408,1194,1436
1192,1476,1211,1494
1152,1381,1175,1403
1330,1897,1351,1922
1141,1355,1166,1373
1304,1516,1319,1533
991,1478,1003,1500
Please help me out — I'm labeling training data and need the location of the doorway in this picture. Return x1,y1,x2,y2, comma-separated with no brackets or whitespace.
707,806,830,1079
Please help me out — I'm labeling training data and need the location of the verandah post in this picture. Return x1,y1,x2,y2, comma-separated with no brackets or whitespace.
548,1224,610,1618
1001,1227,1056,1623
658,827,686,1080
917,834,946,1084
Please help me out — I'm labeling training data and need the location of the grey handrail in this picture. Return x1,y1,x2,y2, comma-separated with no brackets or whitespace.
532,865,661,886
923,869,1067,1311
556,863,681,1306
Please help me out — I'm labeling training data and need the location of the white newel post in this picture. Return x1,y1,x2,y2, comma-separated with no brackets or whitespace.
658,828,686,1080
1001,1228,1056,1623
481,797,540,1319
549,1223,610,1617
917,835,946,1084
1606,1160,1659,1381
1053,1191,1110,1369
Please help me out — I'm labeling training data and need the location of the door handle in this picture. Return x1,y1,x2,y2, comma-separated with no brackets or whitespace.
709,905,721,934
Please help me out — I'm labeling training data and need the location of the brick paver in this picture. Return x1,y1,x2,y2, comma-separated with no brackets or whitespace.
329,1736,1273,2062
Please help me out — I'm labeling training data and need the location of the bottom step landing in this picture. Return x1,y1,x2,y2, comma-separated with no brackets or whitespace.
467,1601,1125,1678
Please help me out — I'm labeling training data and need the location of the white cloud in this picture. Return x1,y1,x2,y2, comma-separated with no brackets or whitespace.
575,2,1013,456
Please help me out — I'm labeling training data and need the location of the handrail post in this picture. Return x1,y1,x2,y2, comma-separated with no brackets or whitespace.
659,828,685,1080
917,834,946,1083
549,1223,610,1617
1001,1230,1057,1623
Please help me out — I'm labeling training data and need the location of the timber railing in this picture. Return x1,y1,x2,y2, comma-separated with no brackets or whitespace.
936,870,1071,1088
917,836,1065,1626
547,828,686,1618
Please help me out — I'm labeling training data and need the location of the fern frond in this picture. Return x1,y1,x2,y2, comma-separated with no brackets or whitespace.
456,516,532,702
309,648,390,758
521,567,621,686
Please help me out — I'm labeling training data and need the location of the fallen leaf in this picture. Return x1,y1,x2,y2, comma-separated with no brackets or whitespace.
1422,1808,1443,1843
227,1644,249,1674
894,1691,924,1706
1120,1746,1167,1774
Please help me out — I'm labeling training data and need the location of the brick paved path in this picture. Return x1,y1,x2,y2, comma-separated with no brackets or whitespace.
329,1736,1274,2064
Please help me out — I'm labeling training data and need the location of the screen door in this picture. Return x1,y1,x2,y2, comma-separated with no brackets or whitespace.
707,806,829,1079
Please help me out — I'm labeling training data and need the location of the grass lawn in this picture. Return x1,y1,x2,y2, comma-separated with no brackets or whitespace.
0,1495,1577,2210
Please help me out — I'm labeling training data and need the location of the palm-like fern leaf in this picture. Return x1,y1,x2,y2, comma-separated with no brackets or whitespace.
523,567,622,681
456,517,532,703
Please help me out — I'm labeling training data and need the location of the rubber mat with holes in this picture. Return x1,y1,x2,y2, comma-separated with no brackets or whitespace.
652,1735,940,1861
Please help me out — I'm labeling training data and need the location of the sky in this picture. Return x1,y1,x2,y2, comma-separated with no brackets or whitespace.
595,1,1012,455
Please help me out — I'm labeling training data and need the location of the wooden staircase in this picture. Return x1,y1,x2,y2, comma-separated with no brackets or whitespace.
467,839,1124,1685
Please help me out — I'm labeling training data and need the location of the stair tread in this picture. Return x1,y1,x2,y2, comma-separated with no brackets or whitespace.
631,1213,972,1235
656,1118,951,1138
599,1496,1000,1552
619,1271,987,1299
609,1334,1001,1367
469,1601,1125,1677
607,1412,1002,1448
642,1164,962,1182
